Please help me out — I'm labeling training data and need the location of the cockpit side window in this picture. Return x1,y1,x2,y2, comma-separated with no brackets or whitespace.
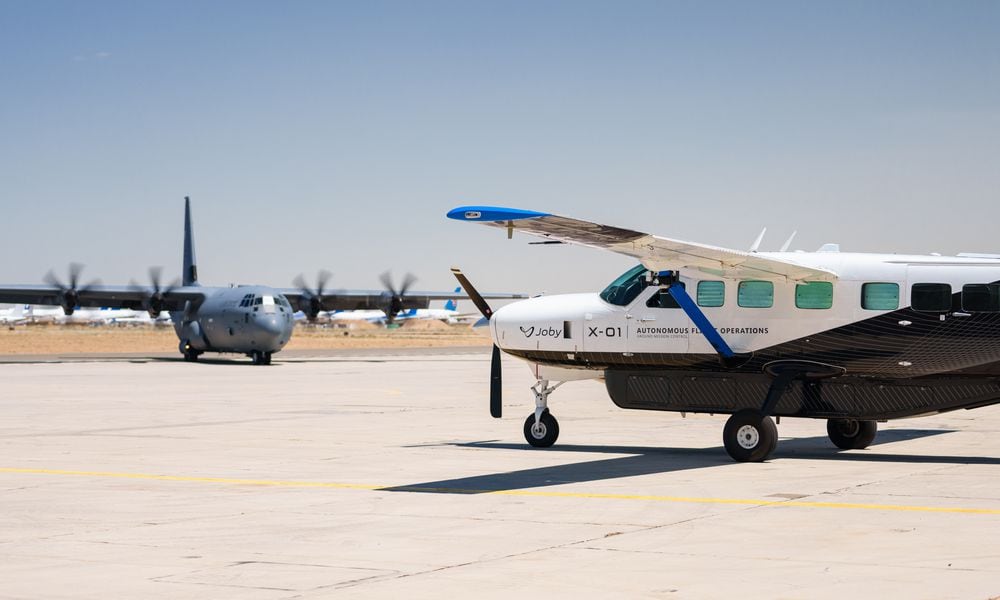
600,264,650,306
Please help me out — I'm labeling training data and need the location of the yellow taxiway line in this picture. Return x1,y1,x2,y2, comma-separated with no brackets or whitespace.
2,466,999,515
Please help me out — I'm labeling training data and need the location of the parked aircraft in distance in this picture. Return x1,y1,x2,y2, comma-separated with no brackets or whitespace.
324,291,475,325
0,198,523,365
450,205,1000,462
0,304,28,325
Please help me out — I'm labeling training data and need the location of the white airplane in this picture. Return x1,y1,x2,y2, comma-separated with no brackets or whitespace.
324,293,471,325
449,205,1000,462
0,304,28,325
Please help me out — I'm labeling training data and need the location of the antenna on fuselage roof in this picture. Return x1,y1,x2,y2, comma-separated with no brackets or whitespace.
749,227,767,253
779,230,797,252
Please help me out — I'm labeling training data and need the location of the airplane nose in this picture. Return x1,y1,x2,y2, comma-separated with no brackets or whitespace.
261,316,284,335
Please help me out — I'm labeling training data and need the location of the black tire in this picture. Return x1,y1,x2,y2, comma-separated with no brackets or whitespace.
180,340,199,362
523,410,559,448
251,351,264,365
263,352,272,366
723,409,778,462
827,419,877,450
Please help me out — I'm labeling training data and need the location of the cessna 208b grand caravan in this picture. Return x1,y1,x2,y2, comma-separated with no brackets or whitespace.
449,205,1000,462
0,198,522,365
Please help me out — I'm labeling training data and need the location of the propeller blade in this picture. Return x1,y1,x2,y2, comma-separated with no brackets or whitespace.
379,271,396,296
68,262,84,290
490,344,502,418
43,270,64,290
450,267,493,320
149,266,163,292
293,274,310,294
316,269,331,296
399,273,416,296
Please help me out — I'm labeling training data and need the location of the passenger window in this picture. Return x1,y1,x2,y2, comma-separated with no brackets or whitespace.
697,281,725,307
646,282,685,308
911,283,952,312
962,284,1000,312
738,281,773,308
861,283,899,310
795,282,833,309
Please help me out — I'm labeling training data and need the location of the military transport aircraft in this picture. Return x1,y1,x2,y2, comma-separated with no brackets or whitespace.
0,198,522,365
449,205,1000,462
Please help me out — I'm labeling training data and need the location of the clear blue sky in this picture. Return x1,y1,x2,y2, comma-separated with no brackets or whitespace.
2,1,998,296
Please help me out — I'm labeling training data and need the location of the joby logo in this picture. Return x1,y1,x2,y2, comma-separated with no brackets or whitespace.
520,326,535,337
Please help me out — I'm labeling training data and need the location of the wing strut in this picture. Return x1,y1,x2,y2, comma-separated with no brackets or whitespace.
662,272,749,368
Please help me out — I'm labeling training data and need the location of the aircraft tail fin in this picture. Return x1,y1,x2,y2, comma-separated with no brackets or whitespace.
182,196,199,286
444,287,461,311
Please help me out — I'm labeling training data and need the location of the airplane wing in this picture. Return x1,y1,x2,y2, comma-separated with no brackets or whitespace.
0,284,205,311
279,289,526,312
447,206,837,282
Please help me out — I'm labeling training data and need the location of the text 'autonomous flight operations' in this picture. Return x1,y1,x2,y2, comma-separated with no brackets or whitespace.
0,198,523,365
449,205,1000,462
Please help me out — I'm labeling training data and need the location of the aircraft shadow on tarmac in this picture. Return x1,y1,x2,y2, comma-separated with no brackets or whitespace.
383,429,1000,495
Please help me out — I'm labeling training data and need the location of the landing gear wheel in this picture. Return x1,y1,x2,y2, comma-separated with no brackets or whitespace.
723,409,778,462
827,419,877,450
180,340,200,362
251,351,270,366
523,410,559,448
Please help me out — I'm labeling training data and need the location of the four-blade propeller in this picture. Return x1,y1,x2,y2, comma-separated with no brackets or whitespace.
129,266,180,317
294,270,333,321
379,272,417,324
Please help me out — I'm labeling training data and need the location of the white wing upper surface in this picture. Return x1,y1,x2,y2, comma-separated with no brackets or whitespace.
447,206,837,282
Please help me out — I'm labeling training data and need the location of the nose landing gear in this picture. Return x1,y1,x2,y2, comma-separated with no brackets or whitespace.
522,380,564,448
250,351,272,366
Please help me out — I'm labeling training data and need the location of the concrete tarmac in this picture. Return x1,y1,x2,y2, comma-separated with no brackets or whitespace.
1,349,999,599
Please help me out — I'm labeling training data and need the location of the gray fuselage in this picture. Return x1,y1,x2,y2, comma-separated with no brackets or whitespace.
172,285,295,355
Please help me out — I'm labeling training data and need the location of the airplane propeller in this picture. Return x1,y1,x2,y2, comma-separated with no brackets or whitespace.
379,272,417,324
130,267,180,317
43,263,101,316
450,267,502,418
294,270,333,321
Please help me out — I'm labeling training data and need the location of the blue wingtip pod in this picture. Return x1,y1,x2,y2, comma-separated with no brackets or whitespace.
446,206,551,222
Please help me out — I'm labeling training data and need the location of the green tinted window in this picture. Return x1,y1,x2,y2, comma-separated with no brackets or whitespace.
738,281,773,308
862,283,899,310
795,282,833,309
697,281,725,307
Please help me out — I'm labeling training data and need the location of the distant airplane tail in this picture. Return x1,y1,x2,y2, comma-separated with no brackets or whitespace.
444,287,460,311
182,196,199,286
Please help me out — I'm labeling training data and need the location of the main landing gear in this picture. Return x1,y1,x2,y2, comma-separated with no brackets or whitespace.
721,362,877,462
826,418,878,450
523,380,564,448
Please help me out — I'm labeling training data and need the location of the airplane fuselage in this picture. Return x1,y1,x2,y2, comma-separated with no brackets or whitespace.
490,252,1000,422
173,285,295,358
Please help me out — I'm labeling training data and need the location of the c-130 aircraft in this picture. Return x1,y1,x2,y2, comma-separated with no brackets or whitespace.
0,198,523,365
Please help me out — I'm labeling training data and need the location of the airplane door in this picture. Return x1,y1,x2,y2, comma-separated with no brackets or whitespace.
626,284,691,355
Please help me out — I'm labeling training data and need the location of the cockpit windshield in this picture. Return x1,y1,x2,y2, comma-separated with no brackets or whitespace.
599,264,650,306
